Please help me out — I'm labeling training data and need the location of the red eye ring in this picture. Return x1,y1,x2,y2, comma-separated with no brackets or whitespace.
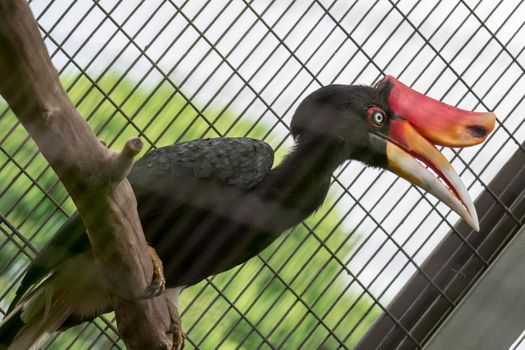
367,107,387,127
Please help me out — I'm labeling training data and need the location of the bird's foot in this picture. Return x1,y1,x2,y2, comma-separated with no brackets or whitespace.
144,245,166,299
166,298,185,350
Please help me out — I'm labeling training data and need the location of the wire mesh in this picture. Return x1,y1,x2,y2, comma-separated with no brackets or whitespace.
0,0,524,349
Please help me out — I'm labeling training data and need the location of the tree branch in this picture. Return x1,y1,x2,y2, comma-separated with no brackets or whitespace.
0,1,173,349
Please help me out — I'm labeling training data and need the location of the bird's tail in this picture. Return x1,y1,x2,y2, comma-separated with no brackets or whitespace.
0,274,71,350
0,308,24,349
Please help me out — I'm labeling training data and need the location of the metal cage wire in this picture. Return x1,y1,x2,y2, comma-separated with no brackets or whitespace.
1,0,524,349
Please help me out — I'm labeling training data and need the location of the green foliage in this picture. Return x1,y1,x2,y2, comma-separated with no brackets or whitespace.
0,73,379,349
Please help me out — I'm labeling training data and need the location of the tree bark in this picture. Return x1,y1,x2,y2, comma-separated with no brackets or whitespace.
0,1,173,349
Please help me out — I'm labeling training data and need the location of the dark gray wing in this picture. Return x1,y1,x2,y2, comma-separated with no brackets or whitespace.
129,137,274,194
9,137,273,311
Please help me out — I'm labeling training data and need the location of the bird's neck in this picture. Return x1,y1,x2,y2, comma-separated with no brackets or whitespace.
264,137,347,216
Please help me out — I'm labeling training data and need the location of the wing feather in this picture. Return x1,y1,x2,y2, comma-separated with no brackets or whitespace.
129,137,273,192
9,138,274,311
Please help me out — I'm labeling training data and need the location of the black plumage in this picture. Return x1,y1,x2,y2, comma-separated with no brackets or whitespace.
9,84,388,329
13,138,275,300
3,77,490,346
15,82,384,297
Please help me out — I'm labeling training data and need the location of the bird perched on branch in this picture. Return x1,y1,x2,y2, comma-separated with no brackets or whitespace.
0,76,495,349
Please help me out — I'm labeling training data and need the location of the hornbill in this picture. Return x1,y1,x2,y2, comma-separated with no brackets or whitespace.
0,76,495,349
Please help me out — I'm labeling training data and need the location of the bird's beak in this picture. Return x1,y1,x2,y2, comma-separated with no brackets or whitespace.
377,76,496,231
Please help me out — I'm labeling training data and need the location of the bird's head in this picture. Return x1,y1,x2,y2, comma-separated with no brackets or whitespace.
291,76,496,231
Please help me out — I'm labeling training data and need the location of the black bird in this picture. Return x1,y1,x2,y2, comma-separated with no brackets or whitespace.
0,76,495,349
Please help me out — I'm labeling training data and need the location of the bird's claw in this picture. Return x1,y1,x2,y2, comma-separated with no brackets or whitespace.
167,300,185,350
144,246,166,299
168,325,185,350
145,278,165,298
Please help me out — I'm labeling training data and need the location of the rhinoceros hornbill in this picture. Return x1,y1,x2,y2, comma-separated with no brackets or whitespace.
0,76,495,349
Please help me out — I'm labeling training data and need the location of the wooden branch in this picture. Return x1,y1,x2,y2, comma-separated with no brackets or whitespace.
0,1,173,349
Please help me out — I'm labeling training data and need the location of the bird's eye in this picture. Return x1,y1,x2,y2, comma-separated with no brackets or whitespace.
367,107,387,127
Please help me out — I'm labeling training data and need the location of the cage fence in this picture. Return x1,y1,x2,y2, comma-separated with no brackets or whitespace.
0,0,524,349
